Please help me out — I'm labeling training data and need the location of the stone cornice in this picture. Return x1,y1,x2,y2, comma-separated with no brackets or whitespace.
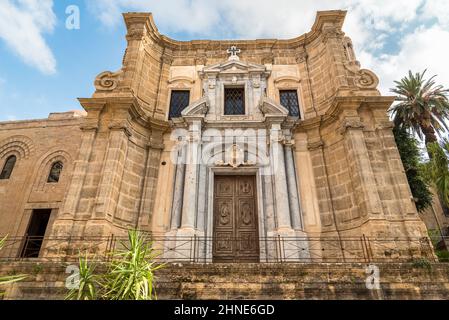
296,95,395,132
123,10,347,51
77,96,170,134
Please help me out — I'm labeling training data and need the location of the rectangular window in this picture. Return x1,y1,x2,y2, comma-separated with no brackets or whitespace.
224,87,245,115
280,90,301,117
169,90,190,119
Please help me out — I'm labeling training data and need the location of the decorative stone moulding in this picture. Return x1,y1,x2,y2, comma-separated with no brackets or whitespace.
274,76,301,90
0,135,35,159
94,70,123,91
258,97,289,116
274,76,301,85
194,55,208,66
339,119,365,134
355,69,379,89
344,62,379,90
181,97,210,117
261,53,274,64
321,26,345,43
168,76,195,85
215,144,256,168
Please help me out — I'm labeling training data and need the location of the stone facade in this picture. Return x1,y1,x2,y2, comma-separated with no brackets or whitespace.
0,111,84,238
0,10,433,263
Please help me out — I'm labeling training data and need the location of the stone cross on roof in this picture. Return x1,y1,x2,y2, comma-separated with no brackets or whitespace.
227,46,241,61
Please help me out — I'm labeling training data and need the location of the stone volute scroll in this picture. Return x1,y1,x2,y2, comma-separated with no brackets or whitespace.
94,70,123,92
339,35,380,91
355,69,379,89
341,39,379,91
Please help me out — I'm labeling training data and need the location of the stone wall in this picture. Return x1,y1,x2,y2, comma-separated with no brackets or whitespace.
2,261,449,300
0,111,84,239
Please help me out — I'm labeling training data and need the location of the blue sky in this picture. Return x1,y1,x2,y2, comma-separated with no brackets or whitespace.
0,0,448,121
0,1,127,120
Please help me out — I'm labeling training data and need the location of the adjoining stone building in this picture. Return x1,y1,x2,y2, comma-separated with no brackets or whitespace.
0,10,435,263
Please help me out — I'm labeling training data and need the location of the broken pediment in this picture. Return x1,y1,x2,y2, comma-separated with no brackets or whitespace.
181,97,210,117
258,96,289,116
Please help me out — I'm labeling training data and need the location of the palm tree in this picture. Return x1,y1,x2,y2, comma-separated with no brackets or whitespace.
389,70,449,150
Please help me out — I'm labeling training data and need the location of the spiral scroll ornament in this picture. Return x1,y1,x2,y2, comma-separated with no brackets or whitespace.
94,71,122,91
355,69,379,89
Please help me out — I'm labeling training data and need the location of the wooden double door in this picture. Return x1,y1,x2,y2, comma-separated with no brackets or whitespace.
213,175,259,263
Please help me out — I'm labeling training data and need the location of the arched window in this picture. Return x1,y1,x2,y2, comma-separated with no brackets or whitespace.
0,155,17,180
47,161,63,183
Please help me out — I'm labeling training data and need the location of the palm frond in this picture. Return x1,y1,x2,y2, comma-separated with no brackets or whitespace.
389,70,449,146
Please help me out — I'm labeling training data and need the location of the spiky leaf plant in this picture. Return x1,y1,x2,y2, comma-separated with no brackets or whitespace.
101,230,164,300
0,236,27,295
65,252,98,300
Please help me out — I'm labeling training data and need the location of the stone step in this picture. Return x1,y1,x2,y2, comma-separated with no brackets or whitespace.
2,261,449,300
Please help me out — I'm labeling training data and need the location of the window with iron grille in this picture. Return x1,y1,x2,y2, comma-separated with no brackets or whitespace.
224,87,245,115
169,90,190,119
280,90,301,117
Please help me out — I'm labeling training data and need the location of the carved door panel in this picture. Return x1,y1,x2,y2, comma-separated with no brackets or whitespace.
213,175,259,263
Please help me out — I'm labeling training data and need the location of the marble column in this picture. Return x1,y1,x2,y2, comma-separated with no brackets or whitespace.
284,140,303,230
180,121,202,230
270,123,292,230
196,164,208,233
170,159,185,230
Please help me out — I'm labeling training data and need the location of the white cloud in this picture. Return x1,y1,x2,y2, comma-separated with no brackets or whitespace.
89,0,449,94
363,26,449,95
87,0,423,40
87,0,222,36
0,0,57,74
423,0,449,29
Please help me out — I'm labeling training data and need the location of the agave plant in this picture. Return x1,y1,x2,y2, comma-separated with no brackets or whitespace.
65,252,98,300
101,230,164,300
389,70,449,150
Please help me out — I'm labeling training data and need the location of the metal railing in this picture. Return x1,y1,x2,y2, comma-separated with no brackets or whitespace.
0,234,440,263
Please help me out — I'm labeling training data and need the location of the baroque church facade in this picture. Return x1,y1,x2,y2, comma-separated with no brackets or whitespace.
0,11,432,263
